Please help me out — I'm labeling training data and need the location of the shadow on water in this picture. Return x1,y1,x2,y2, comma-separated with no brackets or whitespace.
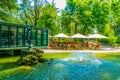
1,52,120,80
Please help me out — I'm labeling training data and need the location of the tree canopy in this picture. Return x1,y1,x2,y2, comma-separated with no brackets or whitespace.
0,0,120,46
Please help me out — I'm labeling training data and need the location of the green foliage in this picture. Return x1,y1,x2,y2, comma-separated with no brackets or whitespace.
61,0,120,45
17,48,45,65
38,3,60,35
83,10,92,17
103,23,118,46
0,0,19,22
0,0,120,45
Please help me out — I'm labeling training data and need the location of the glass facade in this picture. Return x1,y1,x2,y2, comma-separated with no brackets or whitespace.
41,30,48,46
37,30,41,46
1,25,9,47
0,22,49,48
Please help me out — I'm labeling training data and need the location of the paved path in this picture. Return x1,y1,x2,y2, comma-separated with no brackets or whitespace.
42,48,120,53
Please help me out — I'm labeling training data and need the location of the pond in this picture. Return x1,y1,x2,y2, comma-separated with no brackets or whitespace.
1,52,120,80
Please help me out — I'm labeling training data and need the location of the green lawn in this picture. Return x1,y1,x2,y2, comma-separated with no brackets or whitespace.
43,52,71,59
0,56,20,64
95,52,120,62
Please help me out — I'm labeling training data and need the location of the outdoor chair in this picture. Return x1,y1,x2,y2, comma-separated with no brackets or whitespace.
49,42,53,49
70,42,79,50
62,42,67,50
67,42,72,50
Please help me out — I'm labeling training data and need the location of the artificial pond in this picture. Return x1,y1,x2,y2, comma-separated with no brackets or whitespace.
1,52,120,80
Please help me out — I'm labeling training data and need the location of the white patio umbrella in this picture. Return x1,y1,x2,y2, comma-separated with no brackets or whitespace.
70,33,86,38
86,33,108,45
54,33,69,38
70,33,86,43
53,33,69,42
87,33,108,38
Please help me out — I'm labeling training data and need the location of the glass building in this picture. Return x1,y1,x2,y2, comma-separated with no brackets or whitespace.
0,22,49,49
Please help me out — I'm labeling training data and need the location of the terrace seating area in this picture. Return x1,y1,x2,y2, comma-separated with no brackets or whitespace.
49,33,108,50
49,41,102,50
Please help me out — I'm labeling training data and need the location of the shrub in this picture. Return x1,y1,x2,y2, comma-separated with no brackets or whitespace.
17,48,45,65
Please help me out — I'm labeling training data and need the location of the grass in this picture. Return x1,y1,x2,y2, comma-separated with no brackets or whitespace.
43,52,71,59
95,52,120,62
0,56,20,64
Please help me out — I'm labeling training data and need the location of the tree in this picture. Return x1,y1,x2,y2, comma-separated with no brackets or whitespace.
61,10,73,35
62,0,93,35
103,23,118,46
61,0,81,35
0,0,19,22
19,0,47,26
38,3,60,35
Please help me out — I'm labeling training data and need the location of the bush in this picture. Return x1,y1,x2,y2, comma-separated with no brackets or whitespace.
17,48,46,65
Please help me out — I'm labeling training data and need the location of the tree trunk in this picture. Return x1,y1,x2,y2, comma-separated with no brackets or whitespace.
75,22,77,34
82,25,87,35
34,18,38,26
34,0,39,26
